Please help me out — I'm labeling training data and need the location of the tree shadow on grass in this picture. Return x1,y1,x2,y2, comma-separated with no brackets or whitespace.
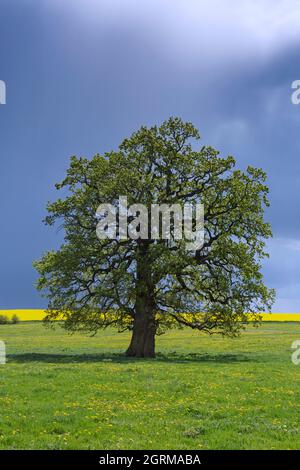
7,351,260,364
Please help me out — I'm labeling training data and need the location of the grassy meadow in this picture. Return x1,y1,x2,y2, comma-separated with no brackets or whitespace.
0,321,300,449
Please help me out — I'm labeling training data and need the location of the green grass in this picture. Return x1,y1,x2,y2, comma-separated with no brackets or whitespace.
0,322,300,449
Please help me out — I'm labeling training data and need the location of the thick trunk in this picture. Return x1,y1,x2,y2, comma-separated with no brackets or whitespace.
126,241,156,358
126,312,156,358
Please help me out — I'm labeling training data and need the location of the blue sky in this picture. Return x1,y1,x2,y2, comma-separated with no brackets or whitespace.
1,0,300,311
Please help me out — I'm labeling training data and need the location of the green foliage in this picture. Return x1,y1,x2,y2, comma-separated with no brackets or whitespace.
0,314,9,324
11,314,20,324
34,117,275,339
0,314,20,325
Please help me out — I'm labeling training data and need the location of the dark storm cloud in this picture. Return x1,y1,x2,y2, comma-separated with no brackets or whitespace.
0,0,300,309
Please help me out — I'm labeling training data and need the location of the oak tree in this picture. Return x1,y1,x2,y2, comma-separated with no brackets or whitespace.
34,117,274,357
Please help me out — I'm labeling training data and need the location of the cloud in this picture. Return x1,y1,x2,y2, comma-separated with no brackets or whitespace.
50,0,300,68
264,238,300,311
2,1,300,309
273,296,300,312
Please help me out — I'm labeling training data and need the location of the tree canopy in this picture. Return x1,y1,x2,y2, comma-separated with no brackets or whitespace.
34,117,275,357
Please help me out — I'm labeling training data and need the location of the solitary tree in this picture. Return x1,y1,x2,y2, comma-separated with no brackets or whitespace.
34,117,274,357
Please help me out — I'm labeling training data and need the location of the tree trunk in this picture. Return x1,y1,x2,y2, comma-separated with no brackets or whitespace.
126,241,156,358
126,311,156,358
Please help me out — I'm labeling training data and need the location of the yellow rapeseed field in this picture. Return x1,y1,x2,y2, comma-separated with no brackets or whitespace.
260,313,300,321
1,310,46,321
1,310,300,322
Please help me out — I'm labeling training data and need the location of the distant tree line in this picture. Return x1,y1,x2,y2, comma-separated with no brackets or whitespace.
0,314,20,325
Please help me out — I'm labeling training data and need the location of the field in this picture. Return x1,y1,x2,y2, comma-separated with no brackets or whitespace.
0,322,300,449
2,309,300,322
